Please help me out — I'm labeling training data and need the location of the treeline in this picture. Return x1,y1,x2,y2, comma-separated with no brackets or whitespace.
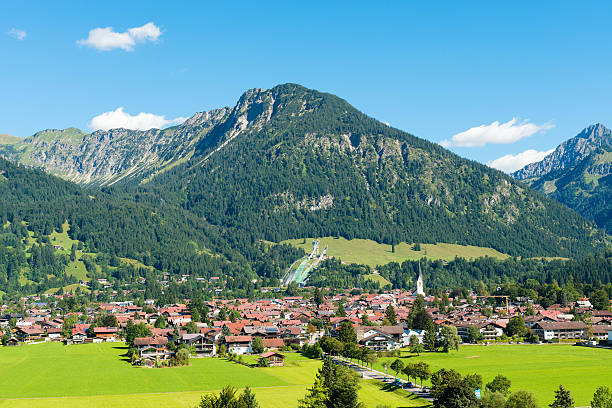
310,251,612,303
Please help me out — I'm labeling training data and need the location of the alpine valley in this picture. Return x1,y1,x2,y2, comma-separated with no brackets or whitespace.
0,84,608,299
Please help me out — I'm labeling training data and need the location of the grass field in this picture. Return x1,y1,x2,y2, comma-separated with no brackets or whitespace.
282,237,509,266
0,342,428,408
372,344,611,406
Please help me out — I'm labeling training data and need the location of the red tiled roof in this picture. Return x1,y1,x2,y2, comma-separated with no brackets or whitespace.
225,335,252,343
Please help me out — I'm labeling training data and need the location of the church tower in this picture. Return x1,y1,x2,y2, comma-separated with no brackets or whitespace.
414,262,425,296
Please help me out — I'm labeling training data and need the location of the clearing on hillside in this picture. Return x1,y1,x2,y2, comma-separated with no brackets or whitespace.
282,237,509,267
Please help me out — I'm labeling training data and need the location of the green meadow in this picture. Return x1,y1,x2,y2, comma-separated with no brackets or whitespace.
372,344,612,406
282,237,509,267
0,342,427,408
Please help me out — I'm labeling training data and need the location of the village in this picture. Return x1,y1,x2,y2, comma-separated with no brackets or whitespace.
2,274,612,368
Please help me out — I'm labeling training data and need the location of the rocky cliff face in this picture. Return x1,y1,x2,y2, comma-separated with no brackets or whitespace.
0,108,231,185
512,124,612,232
514,124,611,180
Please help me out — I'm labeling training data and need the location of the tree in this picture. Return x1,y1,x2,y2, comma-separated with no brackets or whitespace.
467,325,483,343
313,288,324,308
360,347,375,368
62,314,79,337
439,326,460,352
191,309,201,323
70,243,77,262
175,347,190,366
505,316,527,337
424,319,437,351
251,336,264,354
550,385,574,408
481,391,506,408
154,316,167,329
505,390,538,408
337,321,357,345
463,373,482,392
185,321,199,334
198,385,261,408
125,321,152,347
390,358,404,378
435,382,479,408
591,386,612,408
486,375,512,397
335,302,346,317
403,363,418,384
410,341,425,356
299,358,362,408
591,289,610,311
298,375,327,408
415,361,431,386
382,361,390,376
238,386,260,408
361,313,375,326
385,304,397,325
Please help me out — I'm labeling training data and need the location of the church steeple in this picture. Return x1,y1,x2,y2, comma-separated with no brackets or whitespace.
414,261,425,296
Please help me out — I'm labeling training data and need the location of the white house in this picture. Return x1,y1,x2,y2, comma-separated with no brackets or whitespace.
225,335,252,355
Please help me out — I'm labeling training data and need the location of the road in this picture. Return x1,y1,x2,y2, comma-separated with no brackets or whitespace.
329,356,434,402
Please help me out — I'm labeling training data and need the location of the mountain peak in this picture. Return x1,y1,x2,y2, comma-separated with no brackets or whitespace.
513,124,611,180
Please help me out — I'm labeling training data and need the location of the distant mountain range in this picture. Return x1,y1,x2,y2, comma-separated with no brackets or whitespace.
0,84,606,258
513,124,612,232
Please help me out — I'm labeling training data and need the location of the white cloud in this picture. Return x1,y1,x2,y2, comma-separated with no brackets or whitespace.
77,22,161,51
441,118,554,148
487,148,555,173
8,28,27,41
90,107,187,131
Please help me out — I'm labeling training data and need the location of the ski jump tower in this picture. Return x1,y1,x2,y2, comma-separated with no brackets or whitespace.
310,240,320,259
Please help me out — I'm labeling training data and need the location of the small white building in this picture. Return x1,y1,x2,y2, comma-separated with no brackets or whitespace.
225,335,252,355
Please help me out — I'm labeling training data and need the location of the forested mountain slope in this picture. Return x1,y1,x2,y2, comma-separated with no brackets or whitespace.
138,84,603,258
0,84,605,258
513,124,612,232
0,158,300,297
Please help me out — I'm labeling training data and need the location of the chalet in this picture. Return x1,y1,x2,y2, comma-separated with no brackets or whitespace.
359,330,397,351
70,328,88,344
591,325,612,341
533,321,586,341
262,338,285,350
16,326,45,342
480,322,506,341
225,335,252,355
243,325,279,338
259,351,284,367
46,327,63,340
134,336,170,366
5,336,19,346
576,298,592,308
93,327,118,341
179,333,216,357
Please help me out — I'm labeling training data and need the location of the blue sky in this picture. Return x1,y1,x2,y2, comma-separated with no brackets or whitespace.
1,1,611,172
